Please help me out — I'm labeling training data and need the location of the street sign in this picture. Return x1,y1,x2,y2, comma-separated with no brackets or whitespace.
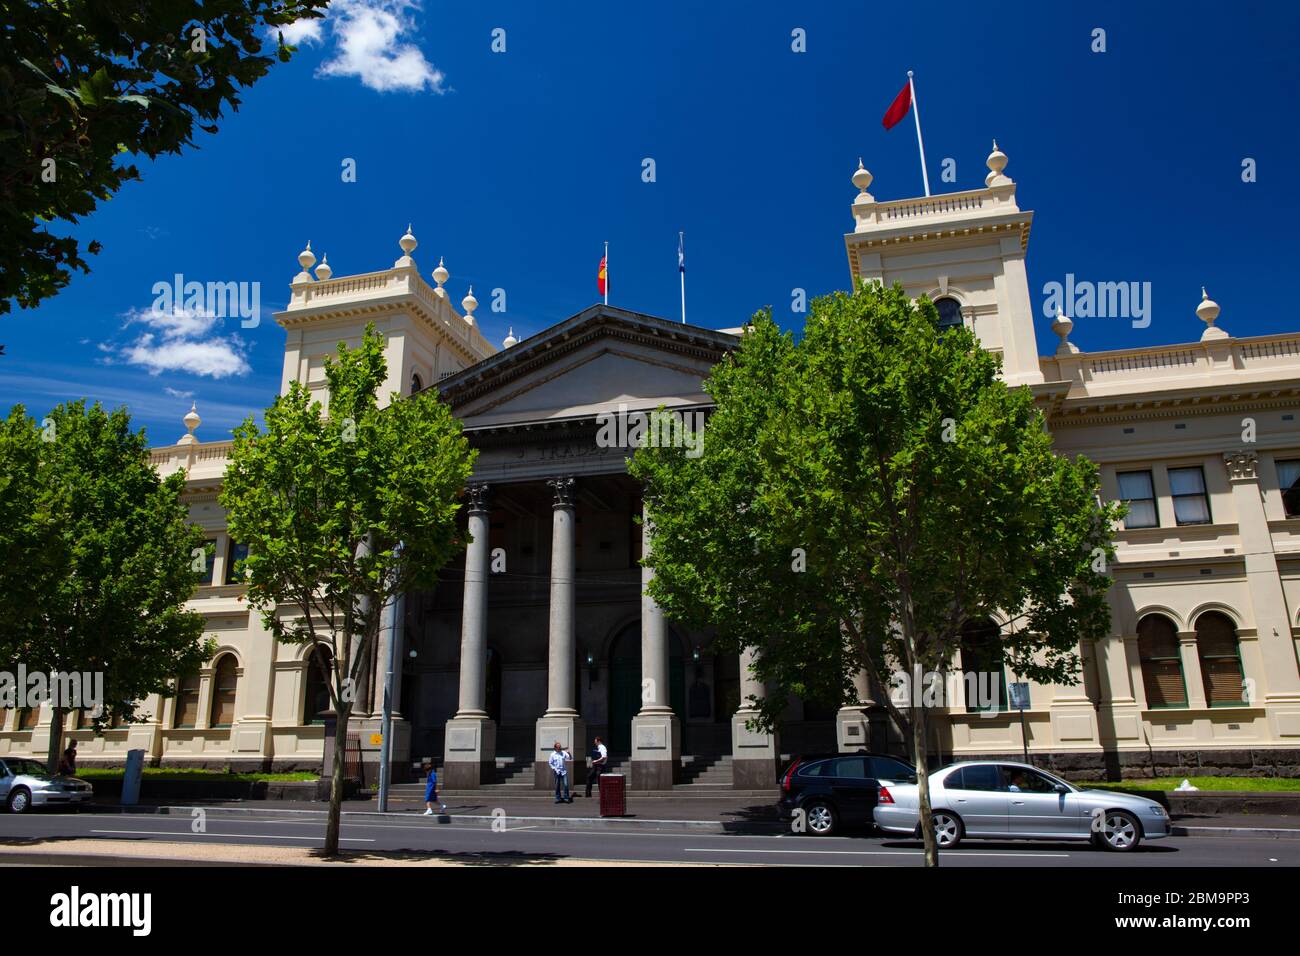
1009,681,1030,711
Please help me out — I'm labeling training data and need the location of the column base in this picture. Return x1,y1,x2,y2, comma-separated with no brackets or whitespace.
732,709,779,789
443,715,497,789
534,714,586,789
836,706,870,752
631,711,681,790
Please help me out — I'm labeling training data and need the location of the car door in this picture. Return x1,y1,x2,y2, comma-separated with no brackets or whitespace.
937,764,1008,835
1001,766,1088,837
828,756,878,825
0,760,11,801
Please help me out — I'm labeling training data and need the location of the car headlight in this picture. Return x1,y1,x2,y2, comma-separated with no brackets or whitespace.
1147,805,1166,815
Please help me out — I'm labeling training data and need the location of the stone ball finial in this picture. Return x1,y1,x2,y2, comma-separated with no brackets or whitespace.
315,254,332,281
852,158,873,194
1051,308,1079,355
503,326,518,349
432,256,448,288
178,402,201,445
297,240,316,271
400,224,417,256
987,140,1008,174
1198,287,1226,340
462,285,478,318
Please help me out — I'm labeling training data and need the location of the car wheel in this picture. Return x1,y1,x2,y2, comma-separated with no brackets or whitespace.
803,800,837,836
932,811,964,848
7,787,32,814
1098,810,1141,851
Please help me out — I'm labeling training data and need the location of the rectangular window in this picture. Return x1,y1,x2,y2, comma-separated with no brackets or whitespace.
1117,470,1158,529
1278,459,1300,519
196,538,217,586
174,676,201,728
1168,467,1211,525
223,541,250,585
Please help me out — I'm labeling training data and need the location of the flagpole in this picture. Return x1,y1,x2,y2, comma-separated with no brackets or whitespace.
604,241,609,306
678,232,686,325
907,70,931,197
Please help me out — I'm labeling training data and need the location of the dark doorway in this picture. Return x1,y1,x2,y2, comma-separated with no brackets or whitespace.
485,648,502,724
607,623,685,753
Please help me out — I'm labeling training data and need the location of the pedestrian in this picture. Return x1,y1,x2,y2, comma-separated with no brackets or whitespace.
58,739,77,776
423,761,446,815
585,735,608,798
549,741,573,803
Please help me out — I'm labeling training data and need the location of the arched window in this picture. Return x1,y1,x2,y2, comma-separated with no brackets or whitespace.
174,673,201,728
304,647,333,725
934,297,964,334
209,655,239,728
960,619,1006,712
1137,614,1186,708
18,707,39,730
410,371,423,395
1195,612,1245,707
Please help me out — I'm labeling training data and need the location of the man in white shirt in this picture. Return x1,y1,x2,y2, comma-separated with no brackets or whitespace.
585,736,609,798
548,741,573,803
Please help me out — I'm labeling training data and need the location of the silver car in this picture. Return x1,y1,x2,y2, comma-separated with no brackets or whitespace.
0,757,93,813
873,761,1169,851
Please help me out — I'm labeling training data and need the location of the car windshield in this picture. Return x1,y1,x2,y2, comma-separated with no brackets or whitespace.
5,758,53,777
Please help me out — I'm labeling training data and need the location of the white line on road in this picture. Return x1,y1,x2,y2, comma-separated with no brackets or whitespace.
90,829,374,843
684,847,1072,858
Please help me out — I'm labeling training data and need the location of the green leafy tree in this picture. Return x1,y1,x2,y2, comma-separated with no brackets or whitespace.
632,282,1120,866
0,0,328,324
220,324,475,856
0,400,212,772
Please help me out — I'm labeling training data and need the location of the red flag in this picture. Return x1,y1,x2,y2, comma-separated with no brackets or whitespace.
882,81,912,130
597,255,607,296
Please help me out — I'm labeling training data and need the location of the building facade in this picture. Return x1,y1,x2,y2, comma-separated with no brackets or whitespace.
3,144,1298,785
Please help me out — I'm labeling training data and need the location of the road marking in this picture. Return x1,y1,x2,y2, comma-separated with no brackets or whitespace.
90,829,374,843
684,847,1072,858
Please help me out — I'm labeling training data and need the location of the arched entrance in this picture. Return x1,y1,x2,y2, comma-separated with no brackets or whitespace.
607,622,685,753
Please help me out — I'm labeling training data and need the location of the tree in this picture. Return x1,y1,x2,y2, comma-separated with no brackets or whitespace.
220,324,475,857
0,0,328,322
0,400,212,772
632,282,1120,866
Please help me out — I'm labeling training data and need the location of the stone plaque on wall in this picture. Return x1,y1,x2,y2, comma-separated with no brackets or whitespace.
447,726,479,752
636,725,667,750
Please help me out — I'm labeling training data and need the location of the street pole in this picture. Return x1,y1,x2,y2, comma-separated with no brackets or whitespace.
377,555,405,813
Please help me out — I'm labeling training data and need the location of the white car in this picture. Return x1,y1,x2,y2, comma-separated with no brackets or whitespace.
874,761,1170,851
0,757,93,813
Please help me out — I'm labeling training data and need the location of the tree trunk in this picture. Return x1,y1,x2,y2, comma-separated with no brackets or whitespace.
323,706,349,857
46,706,64,775
909,700,939,868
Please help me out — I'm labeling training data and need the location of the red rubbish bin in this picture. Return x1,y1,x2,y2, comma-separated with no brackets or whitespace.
598,774,626,817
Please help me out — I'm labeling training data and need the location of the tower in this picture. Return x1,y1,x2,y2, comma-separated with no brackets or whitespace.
843,144,1045,387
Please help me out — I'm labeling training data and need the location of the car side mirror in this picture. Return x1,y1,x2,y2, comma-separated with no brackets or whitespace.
1053,783,1068,793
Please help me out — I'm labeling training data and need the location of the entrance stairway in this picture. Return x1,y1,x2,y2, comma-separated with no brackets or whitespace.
392,752,742,795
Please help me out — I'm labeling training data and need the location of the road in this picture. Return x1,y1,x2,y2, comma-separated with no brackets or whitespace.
1,809,1297,866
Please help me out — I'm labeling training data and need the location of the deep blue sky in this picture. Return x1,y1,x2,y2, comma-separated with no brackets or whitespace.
3,0,1297,444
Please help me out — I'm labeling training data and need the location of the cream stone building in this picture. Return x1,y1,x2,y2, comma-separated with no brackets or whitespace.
3,145,1298,786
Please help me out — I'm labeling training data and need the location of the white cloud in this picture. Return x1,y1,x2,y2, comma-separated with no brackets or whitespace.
278,17,325,46
110,306,251,379
164,386,195,399
316,0,445,93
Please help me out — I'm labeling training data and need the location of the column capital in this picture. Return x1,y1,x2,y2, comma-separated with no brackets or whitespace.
547,475,577,509
465,482,491,514
1224,450,1259,482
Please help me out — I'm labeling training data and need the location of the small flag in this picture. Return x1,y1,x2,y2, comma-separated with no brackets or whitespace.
882,80,912,130
597,255,607,296
678,233,685,273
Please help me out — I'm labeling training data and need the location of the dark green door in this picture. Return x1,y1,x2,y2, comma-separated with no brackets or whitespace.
607,625,686,753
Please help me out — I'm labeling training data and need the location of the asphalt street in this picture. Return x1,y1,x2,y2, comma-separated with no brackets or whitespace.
1,810,1297,867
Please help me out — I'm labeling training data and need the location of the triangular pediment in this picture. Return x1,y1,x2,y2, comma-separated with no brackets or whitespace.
438,306,737,428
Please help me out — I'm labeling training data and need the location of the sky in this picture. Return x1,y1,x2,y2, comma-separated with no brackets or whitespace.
2,0,1298,445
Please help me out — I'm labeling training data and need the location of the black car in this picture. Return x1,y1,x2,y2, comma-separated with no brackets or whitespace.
777,752,918,836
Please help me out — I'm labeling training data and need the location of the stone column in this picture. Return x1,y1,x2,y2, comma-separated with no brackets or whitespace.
535,477,585,788
444,483,497,789
1223,451,1300,742
630,502,680,790
732,646,780,789
1177,631,1210,710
